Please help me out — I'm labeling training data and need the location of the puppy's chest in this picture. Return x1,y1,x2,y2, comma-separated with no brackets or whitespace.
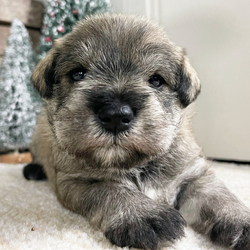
127,170,179,206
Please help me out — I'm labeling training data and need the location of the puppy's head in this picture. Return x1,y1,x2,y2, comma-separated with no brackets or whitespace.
32,14,200,168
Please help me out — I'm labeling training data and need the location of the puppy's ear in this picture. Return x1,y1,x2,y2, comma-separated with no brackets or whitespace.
175,51,201,107
32,42,61,99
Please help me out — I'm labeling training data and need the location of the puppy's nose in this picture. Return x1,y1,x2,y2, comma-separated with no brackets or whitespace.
97,103,134,134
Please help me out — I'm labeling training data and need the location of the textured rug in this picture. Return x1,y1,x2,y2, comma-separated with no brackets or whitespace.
0,161,250,250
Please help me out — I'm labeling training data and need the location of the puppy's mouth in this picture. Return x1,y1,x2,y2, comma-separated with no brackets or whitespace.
98,117,133,136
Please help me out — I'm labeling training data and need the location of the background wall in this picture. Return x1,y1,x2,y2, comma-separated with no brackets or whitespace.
111,0,250,161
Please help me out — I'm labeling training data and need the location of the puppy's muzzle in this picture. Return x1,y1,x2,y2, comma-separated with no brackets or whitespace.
97,101,134,134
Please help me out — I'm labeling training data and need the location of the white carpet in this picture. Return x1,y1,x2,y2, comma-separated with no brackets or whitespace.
0,161,250,250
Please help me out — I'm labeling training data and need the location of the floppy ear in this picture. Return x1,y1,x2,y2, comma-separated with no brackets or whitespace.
175,53,201,107
32,42,61,99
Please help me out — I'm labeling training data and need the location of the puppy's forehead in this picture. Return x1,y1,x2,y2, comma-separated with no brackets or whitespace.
72,14,169,46
58,14,180,78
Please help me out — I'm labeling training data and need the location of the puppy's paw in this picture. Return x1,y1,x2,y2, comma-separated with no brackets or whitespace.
23,163,47,181
210,220,250,250
105,207,186,250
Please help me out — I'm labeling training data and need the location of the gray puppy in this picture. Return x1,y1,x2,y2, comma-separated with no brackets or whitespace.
23,14,250,250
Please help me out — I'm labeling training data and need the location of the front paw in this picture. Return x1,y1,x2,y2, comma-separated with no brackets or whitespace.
105,207,186,250
23,163,47,181
210,220,250,250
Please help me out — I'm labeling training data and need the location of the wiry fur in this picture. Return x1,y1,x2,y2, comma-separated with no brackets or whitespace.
24,14,250,250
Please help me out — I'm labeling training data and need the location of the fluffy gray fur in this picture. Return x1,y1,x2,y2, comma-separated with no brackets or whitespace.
24,14,250,250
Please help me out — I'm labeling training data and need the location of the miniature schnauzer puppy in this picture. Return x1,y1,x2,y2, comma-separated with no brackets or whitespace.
24,14,250,250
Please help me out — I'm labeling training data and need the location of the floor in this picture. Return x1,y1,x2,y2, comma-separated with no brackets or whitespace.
0,161,249,250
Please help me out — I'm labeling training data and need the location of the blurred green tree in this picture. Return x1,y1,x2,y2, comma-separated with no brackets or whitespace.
0,18,41,151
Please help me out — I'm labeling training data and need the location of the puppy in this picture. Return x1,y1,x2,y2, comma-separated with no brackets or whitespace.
23,14,250,250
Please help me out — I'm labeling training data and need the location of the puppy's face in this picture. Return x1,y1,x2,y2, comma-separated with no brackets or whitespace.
33,14,200,168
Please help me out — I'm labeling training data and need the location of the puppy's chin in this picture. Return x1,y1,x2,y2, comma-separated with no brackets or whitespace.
89,145,148,169
54,129,164,169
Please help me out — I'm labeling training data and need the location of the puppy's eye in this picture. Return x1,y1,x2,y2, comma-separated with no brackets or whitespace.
69,68,87,81
148,74,166,89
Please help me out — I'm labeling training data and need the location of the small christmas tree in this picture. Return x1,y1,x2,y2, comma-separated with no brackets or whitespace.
38,0,111,60
0,18,42,152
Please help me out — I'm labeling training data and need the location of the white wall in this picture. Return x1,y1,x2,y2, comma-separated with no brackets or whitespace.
111,0,250,161
111,0,159,20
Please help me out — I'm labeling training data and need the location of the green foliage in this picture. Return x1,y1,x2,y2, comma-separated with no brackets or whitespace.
38,0,111,60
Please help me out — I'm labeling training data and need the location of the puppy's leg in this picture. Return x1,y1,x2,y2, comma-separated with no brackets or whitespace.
23,114,49,181
56,172,186,250
23,148,47,181
23,162,47,180
179,169,250,250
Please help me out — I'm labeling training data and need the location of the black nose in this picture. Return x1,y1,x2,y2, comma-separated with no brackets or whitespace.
97,103,134,134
